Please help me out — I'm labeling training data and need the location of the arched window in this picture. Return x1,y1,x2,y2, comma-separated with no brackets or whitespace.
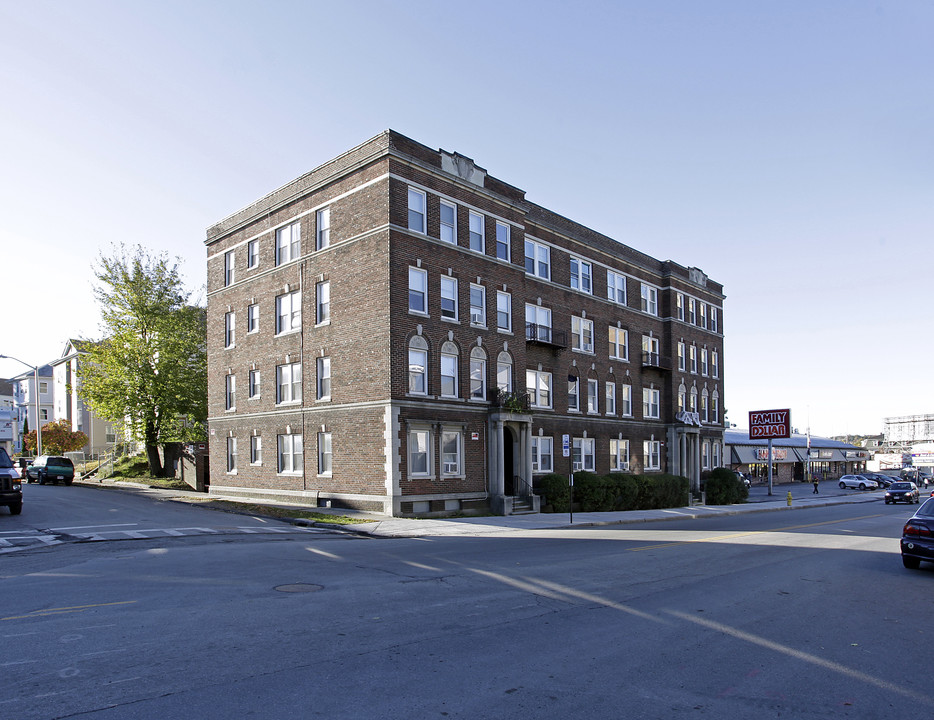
496,351,513,393
712,390,720,423
470,347,487,400
440,341,459,398
689,386,698,412
677,382,686,413
408,336,428,395
701,388,709,423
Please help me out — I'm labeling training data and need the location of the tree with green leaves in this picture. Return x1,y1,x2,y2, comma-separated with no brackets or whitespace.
77,245,206,477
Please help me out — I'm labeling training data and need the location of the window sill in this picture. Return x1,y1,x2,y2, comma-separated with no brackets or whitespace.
408,310,430,318
315,320,331,328
275,329,301,338
441,317,460,324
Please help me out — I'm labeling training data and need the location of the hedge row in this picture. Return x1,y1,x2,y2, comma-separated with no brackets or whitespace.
701,467,749,505
538,472,690,513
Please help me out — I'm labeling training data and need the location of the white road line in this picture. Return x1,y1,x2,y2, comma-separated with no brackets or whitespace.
51,524,139,531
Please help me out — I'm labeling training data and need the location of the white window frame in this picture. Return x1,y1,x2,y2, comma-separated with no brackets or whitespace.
676,293,684,321
225,311,235,348
275,291,301,335
701,390,709,423
224,250,235,286
225,374,236,410
496,291,511,332
531,436,554,473
570,257,592,294
702,440,710,470
622,384,633,417
440,343,459,398
572,437,595,472
643,387,660,419
524,239,551,280
640,284,658,315
275,221,301,266
607,270,627,305
587,378,599,414
316,357,331,400
690,345,698,374
469,347,486,400
469,284,486,326
409,267,428,315
712,393,720,423
318,432,332,476
408,187,426,233
678,341,686,371
440,276,458,321
571,316,594,353
469,211,484,252
249,369,261,399
642,335,659,365
278,433,303,474
605,382,616,415
440,200,457,244
525,304,552,343
250,435,262,465
495,221,510,261
568,375,580,412
712,350,719,379
644,440,661,470
316,207,330,250
526,369,552,409
408,427,432,478
496,352,513,393
688,297,696,325
700,303,708,329
701,348,709,376
610,439,630,472
226,436,237,473
609,327,628,361
441,430,462,476
247,303,259,334
711,307,719,333
247,240,259,269
408,337,428,395
276,362,302,404
316,280,330,325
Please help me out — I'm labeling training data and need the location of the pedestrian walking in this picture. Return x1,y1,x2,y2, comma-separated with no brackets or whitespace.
812,475,820,494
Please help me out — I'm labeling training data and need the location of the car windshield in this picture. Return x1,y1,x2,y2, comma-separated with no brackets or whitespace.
891,483,911,490
916,498,934,517
0,447,12,468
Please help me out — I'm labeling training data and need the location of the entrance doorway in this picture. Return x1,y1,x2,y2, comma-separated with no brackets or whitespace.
503,426,516,495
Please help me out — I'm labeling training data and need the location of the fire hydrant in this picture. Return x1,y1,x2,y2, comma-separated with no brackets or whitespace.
787,491,793,507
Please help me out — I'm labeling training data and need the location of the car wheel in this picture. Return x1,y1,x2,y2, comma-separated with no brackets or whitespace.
38,472,46,485
65,479,73,486
903,555,921,570
839,482,846,489
859,483,866,491
9,503,22,515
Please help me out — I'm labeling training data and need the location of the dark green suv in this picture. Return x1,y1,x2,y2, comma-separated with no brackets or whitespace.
26,456,75,485
0,447,23,514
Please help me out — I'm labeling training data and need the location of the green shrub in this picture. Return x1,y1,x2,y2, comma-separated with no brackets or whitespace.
539,473,571,512
704,467,748,504
112,455,150,478
571,471,606,511
610,474,640,510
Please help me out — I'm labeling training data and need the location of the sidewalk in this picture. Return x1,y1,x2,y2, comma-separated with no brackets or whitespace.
74,477,887,539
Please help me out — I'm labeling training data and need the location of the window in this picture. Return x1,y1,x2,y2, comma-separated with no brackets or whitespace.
610,439,630,472
408,336,428,395
689,387,698,412
605,382,616,415
677,341,686,371
318,432,332,475
609,327,628,361
408,267,427,314
495,221,510,261
711,307,719,333
701,389,709,423
316,357,331,400
676,293,684,321
469,284,486,326
690,345,698,373
712,392,720,423
469,347,486,400
587,379,599,414
607,271,627,304
316,281,330,324
247,303,259,334
688,298,696,325
643,387,660,419
531,436,553,473
700,348,709,376
568,375,579,411
642,335,659,365
40,408,49,420
702,440,710,470
247,240,258,269
225,374,236,410
441,431,462,475
572,437,595,472
526,370,552,408
640,284,658,315
621,384,633,416
525,304,552,343
276,291,301,334
315,207,330,250
225,311,235,348
276,362,302,404
712,441,721,468
570,258,592,294
469,211,484,252
644,440,661,470
700,303,707,329
409,428,431,477
224,250,235,286
39,381,49,395
712,350,719,378
440,200,456,244
227,437,237,473
408,188,426,233
571,316,594,353
496,291,511,331
524,239,550,279
496,352,513,392
250,435,262,465
278,433,303,474
440,276,458,321
678,384,686,413
275,221,300,265
249,369,261,399
440,342,458,398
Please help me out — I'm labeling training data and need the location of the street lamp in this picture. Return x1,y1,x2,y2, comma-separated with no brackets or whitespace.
0,354,42,457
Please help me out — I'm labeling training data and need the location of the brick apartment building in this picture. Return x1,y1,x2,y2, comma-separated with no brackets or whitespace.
205,131,725,516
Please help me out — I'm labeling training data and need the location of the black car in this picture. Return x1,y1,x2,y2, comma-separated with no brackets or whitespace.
901,497,934,569
868,474,894,489
0,447,23,515
885,481,920,504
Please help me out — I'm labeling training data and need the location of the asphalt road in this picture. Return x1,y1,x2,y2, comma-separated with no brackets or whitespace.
1,485,931,719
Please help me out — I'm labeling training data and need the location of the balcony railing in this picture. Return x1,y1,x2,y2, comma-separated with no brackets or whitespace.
642,351,672,370
489,387,531,413
526,323,567,349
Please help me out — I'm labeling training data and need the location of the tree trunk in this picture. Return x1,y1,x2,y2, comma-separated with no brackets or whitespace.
146,444,164,477
161,443,183,478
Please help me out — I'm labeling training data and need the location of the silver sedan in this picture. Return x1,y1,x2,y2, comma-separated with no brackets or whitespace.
838,474,878,491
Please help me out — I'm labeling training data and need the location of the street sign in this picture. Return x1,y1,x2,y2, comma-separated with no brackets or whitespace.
748,409,791,439
562,434,570,457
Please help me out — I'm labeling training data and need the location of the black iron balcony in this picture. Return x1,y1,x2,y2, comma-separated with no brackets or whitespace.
642,351,672,370
526,323,567,349
489,387,531,413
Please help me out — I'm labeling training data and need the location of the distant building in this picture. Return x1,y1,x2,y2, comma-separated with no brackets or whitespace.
725,429,867,482
0,379,14,453
10,365,54,454
50,340,118,457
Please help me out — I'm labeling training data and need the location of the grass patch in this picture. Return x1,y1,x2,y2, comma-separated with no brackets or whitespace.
110,475,193,490
192,499,375,524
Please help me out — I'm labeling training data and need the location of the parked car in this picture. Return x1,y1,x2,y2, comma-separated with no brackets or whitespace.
838,474,878,490
867,474,894,488
0,447,23,515
734,471,751,488
25,456,75,485
885,482,920,504
900,497,934,569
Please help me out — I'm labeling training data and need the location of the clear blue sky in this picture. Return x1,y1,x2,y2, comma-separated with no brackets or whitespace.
1,0,931,437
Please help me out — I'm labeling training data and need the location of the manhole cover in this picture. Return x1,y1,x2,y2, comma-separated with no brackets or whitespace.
275,583,324,593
